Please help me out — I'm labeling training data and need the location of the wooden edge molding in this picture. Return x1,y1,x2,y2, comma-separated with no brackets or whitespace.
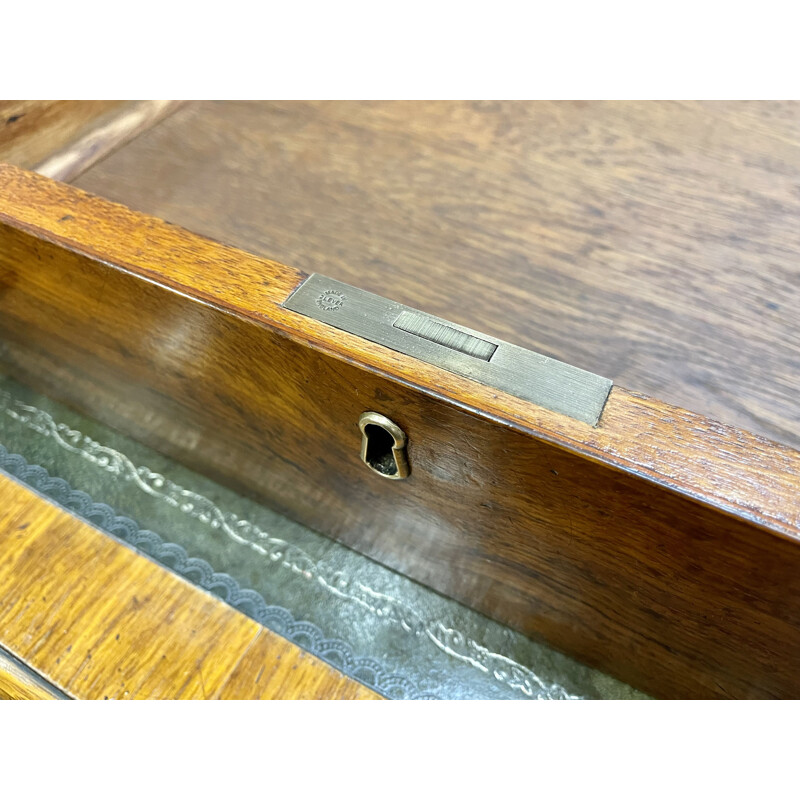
0,644,67,700
1,164,799,698
0,470,380,700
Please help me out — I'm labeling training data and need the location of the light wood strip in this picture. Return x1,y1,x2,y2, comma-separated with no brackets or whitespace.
0,101,182,184
35,101,184,182
0,645,65,699
0,472,379,700
217,629,378,700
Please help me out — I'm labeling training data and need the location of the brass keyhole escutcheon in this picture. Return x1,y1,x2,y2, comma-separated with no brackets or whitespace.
358,412,409,480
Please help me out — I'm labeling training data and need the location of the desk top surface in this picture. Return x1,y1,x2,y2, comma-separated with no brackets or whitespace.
75,101,800,448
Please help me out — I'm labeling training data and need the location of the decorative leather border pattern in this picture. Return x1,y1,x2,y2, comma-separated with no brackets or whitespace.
0,388,583,700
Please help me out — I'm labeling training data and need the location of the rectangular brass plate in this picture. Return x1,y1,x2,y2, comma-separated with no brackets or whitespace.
284,274,612,425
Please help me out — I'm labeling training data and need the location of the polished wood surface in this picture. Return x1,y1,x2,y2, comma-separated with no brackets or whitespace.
73,101,800,450
0,470,379,699
1,166,799,697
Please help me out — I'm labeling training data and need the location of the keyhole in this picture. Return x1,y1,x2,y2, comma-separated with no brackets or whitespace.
358,412,409,480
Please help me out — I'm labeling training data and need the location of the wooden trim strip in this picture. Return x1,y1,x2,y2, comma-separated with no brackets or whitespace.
0,102,183,184
1,165,799,697
34,101,184,183
0,644,67,700
0,471,379,700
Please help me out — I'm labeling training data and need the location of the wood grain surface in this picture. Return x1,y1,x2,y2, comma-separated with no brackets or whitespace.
34,101,183,182
0,469,379,700
73,100,800,450
1,165,799,698
0,100,182,183
0,101,123,169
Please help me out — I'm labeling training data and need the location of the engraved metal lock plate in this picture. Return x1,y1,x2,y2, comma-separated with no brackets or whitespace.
284,274,612,426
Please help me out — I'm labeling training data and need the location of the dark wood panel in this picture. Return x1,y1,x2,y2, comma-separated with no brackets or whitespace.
73,100,800,450
1,166,800,698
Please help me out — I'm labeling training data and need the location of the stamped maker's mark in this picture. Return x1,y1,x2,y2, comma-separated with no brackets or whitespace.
316,289,346,312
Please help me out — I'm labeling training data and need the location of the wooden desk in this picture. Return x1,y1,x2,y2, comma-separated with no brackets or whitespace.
2,101,800,698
